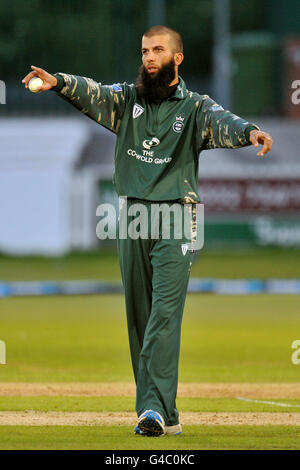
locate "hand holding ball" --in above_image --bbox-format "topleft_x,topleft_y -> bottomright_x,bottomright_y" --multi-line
28,77 -> 44,93
22,66 -> 57,92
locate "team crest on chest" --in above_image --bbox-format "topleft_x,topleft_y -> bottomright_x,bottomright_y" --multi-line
173,115 -> 185,133
133,104 -> 144,119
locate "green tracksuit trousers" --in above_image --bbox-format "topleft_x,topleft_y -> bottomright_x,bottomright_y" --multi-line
117,198 -> 195,426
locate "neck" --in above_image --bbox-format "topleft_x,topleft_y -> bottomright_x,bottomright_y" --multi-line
169,78 -> 179,87
169,71 -> 179,87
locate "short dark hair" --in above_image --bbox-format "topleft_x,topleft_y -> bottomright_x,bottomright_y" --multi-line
143,25 -> 183,53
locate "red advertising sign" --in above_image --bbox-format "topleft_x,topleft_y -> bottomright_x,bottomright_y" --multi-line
199,179 -> 300,212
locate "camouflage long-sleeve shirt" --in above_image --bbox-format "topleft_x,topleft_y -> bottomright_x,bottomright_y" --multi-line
52,73 -> 258,203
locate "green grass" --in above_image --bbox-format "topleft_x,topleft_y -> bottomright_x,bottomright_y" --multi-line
1,396 -> 300,413
1,294 -> 300,382
0,250 -> 120,282
0,425 -> 299,450
1,288 -> 300,450
0,247 -> 299,281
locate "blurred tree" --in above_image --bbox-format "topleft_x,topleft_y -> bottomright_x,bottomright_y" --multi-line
0,0 -> 269,113
0,0 -> 266,83
266,0 -> 300,34
166,0 -> 266,87
0,0 -> 114,82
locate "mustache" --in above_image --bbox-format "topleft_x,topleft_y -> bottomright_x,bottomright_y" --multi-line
135,59 -> 176,102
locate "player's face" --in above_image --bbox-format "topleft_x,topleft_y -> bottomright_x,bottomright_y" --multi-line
141,34 -> 175,76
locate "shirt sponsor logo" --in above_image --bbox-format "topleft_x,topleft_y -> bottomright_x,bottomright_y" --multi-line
172,115 -> 185,133
142,137 -> 160,150
127,149 -> 172,165
133,103 -> 144,119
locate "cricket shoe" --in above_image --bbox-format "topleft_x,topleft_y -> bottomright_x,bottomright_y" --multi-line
134,425 -> 147,436
165,424 -> 182,435
134,423 -> 182,436
137,410 -> 165,436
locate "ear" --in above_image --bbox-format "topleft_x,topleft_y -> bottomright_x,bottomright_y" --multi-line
174,52 -> 184,66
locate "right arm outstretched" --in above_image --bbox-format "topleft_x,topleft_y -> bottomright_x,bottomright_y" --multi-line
22,65 -> 129,134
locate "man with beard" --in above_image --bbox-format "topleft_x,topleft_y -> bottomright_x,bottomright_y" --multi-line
22,25 -> 273,437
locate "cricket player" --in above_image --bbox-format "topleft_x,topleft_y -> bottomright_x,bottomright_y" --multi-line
22,25 -> 273,437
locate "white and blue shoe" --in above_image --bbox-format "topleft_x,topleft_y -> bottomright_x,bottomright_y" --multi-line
134,425 -> 147,436
134,423 -> 182,436
137,410 -> 165,436
165,424 -> 182,435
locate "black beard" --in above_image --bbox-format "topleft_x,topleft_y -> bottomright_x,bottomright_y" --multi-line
135,59 -> 177,103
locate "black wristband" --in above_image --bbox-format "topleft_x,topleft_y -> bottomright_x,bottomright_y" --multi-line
245,125 -> 258,142
51,74 -> 65,92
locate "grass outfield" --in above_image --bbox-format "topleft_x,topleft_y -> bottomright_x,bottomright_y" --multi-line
1,396 -> 300,413
1,277 -> 300,449
1,294 -> 300,382
0,247 -> 300,281
1,394 -> 300,449
1,425 -> 300,450
0,278 -> 300,450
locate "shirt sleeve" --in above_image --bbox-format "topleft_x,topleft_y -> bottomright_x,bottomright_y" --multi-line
196,95 -> 259,150
51,72 -> 130,134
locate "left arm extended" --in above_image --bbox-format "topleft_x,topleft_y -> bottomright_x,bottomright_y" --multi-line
248,129 -> 273,156
196,96 -> 273,155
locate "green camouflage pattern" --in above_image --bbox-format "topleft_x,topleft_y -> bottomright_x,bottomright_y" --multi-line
55,73 -> 127,133
54,73 -> 259,203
